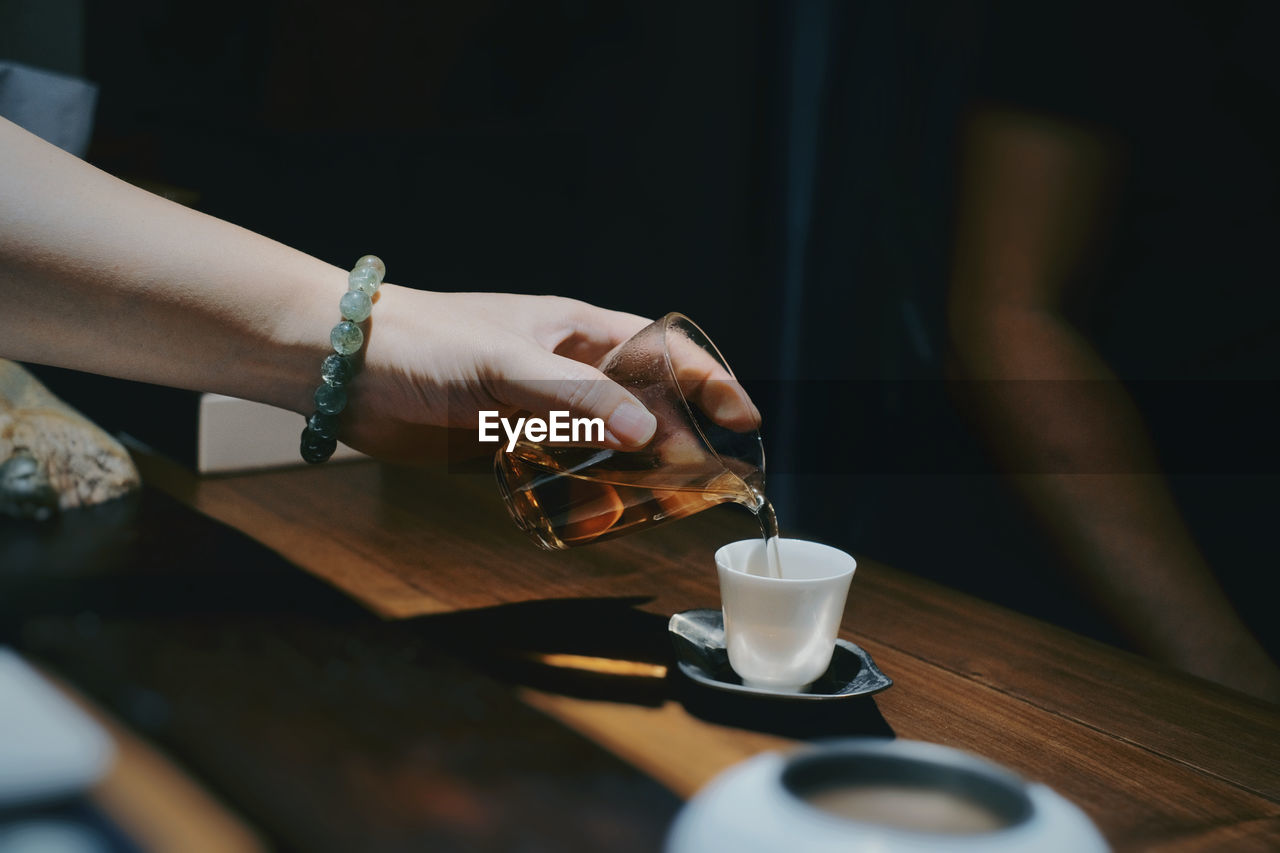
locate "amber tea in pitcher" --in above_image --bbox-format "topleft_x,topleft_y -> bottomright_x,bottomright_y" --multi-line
495,313 -> 779,557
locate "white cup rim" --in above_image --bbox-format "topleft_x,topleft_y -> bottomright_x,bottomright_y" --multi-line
715,538 -> 856,583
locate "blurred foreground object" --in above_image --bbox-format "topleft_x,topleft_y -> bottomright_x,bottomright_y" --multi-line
0,647 -> 114,808
0,361 -> 139,519
667,739 -> 1107,853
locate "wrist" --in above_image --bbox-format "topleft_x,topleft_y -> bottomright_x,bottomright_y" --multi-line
297,255 -> 387,463
264,262 -> 351,416
343,283 -> 435,421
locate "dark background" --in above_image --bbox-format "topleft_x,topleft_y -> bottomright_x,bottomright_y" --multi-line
5,1 -> 1278,654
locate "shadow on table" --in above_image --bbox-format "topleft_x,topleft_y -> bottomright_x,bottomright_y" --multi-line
3,485 -> 891,853
2,490 -> 682,853
414,597 -> 895,741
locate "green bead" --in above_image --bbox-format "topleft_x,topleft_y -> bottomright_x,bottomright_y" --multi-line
307,411 -> 339,440
354,254 -> 385,280
314,384 -> 347,415
330,321 -> 363,355
348,265 -> 380,296
320,353 -> 353,386
340,290 -> 372,323
300,427 -> 337,464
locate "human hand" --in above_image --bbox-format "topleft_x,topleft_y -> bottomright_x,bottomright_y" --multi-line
337,287 -> 659,462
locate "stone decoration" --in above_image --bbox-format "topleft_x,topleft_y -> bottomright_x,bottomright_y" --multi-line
0,360 -> 140,519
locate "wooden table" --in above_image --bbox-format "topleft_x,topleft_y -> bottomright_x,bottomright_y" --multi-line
6,451 -> 1279,851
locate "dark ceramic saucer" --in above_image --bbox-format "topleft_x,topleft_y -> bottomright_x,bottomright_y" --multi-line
668,609 -> 892,701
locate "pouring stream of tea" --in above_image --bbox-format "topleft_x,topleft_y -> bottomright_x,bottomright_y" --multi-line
745,475 -> 783,579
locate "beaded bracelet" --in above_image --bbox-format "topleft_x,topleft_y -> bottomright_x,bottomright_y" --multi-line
299,254 -> 384,464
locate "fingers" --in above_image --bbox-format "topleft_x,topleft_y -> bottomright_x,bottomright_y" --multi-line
552,303 -> 653,366
665,331 -> 762,432
686,377 -> 762,432
489,347 -> 658,449
557,305 -> 763,433
473,298 -> 758,451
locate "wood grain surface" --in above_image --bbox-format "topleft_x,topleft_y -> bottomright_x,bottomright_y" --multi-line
3,483 -> 682,853
80,450 -> 1280,851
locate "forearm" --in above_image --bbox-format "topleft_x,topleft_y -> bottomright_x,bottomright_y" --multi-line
0,117 -> 335,415
949,309 -> 1260,668
948,110 -> 1278,697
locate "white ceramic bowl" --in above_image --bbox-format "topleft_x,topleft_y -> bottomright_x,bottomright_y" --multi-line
666,739 -> 1109,853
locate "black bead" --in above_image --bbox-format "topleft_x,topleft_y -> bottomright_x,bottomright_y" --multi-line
300,426 -> 337,464
320,353 -> 354,387
307,411 -> 340,440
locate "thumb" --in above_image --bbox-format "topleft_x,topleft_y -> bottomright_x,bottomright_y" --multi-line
489,349 -> 658,449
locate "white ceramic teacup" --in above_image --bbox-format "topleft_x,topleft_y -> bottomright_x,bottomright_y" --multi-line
715,538 -> 856,691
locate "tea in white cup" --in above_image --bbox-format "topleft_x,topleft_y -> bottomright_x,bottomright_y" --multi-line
716,538 -> 856,691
